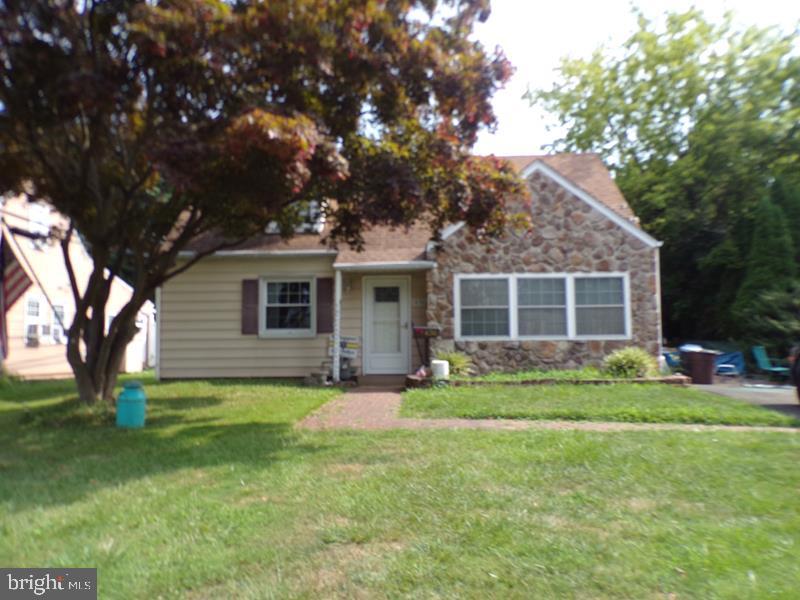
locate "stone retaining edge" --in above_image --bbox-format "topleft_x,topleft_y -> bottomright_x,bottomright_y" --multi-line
406,375 -> 691,388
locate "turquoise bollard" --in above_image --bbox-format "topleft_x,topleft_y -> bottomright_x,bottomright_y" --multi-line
116,381 -> 146,428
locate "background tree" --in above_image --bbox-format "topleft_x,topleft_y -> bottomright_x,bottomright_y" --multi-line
529,8 -> 800,344
0,0 -> 525,404
771,178 -> 800,265
732,196 -> 796,333
748,282 -> 800,354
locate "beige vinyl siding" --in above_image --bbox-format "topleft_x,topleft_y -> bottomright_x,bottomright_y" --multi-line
340,271 -> 428,375
339,272 -> 363,372
159,256 -> 335,378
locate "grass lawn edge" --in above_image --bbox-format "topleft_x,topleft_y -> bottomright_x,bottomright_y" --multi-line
401,383 -> 800,428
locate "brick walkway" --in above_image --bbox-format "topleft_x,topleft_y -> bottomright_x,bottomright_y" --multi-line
297,388 -> 800,433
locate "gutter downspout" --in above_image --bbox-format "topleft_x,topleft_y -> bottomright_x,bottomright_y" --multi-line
155,287 -> 162,381
332,270 -> 342,383
654,247 -> 663,358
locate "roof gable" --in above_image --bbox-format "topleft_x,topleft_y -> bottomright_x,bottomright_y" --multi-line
443,153 -> 659,249
522,160 -> 661,249
502,153 -> 635,221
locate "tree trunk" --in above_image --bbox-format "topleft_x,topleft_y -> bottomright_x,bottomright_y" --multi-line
67,322 -> 139,405
65,285 -> 145,405
66,340 -> 103,404
100,325 -> 137,401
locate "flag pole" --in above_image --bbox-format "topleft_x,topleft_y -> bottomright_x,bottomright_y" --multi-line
0,216 -> 5,372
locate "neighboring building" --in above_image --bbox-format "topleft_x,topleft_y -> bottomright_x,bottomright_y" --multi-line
157,153 -> 662,379
1,195 -> 156,378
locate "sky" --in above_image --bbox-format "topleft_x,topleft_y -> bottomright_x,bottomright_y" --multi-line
472,0 -> 799,156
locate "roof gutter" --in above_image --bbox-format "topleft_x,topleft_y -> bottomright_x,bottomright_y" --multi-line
177,249 -> 338,258
334,260 -> 436,272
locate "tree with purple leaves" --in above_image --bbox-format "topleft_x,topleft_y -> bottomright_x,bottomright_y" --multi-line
0,0 -> 525,403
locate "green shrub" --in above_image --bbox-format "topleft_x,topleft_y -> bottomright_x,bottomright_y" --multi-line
603,347 -> 658,379
434,351 -> 473,376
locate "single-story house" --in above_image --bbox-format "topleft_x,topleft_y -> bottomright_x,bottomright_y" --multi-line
157,153 -> 662,380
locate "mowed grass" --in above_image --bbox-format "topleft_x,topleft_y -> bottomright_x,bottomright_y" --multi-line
455,366 -> 614,382
402,383 -> 800,427
1,376 -> 799,598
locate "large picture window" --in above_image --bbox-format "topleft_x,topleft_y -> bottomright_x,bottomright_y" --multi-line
517,278 -> 567,336
260,278 -> 316,337
455,273 -> 629,340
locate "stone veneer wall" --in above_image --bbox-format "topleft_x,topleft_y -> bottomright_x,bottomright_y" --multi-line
427,170 -> 661,374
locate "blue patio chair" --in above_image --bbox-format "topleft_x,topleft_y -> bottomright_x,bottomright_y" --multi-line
751,346 -> 790,379
715,351 -> 745,377
662,351 -> 681,370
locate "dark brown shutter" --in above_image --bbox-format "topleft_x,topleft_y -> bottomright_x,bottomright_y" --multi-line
241,279 -> 259,335
317,277 -> 334,334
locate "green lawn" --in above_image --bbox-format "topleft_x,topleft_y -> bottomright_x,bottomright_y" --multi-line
455,366 -> 615,382
402,383 -> 800,427
1,376 -> 799,598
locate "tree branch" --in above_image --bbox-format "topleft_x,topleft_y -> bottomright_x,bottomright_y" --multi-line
60,223 -> 82,308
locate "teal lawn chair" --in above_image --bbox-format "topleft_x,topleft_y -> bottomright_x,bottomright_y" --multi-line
751,346 -> 790,379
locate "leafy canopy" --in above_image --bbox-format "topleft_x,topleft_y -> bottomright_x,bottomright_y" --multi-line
1,0 -> 523,256
733,195 -> 796,319
529,8 -> 800,343
0,0 -> 524,402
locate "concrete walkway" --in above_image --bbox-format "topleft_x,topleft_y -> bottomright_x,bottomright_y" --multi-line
297,387 -> 800,433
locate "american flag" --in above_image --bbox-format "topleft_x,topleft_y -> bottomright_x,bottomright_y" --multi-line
1,230 -> 33,359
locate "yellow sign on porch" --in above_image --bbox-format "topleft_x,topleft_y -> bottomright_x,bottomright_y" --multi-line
328,335 -> 360,359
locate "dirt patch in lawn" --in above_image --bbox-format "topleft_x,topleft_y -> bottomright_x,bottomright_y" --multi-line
325,463 -> 368,477
306,540 -> 407,596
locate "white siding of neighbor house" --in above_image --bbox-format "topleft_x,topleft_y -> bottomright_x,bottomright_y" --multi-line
2,194 -> 154,378
159,256 -> 335,378
159,257 -> 429,379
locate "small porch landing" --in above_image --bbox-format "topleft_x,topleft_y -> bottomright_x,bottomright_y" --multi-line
356,374 -> 407,388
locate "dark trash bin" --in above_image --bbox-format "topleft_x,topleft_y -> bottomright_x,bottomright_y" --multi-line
684,350 -> 718,385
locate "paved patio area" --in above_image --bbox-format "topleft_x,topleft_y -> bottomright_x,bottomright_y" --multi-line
699,382 -> 800,419
297,386 -> 800,433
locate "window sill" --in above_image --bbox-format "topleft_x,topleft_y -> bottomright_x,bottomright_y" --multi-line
258,330 -> 317,340
455,335 -> 631,342
573,335 -> 631,341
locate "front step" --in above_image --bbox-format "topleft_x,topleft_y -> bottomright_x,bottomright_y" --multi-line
304,370 -> 329,386
358,374 -> 407,388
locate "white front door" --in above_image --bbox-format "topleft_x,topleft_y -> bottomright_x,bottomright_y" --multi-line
363,276 -> 410,375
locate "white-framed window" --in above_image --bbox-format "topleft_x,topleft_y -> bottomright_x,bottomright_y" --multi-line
264,200 -> 326,234
259,277 -> 316,338
26,297 -> 40,318
459,278 -> 510,337
25,324 -> 39,347
517,277 -> 568,337
52,304 -> 66,344
23,294 -> 70,345
574,277 -> 626,336
24,294 -> 46,346
454,273 -> 631,341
